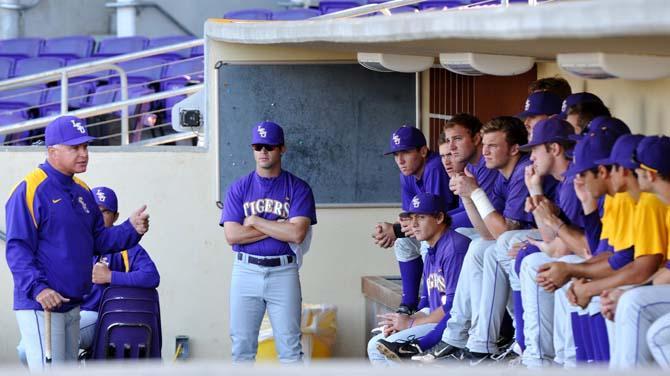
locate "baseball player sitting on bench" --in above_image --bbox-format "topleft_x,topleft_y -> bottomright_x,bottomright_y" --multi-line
79,186 -> 160,352
413,116 -> 556,363
367,193 -> 470,364
372,126 -> 456,316
531,127 -> 665,366
559,92 -> 610,135
523,121 -> 630,367
600,136 -> 670,369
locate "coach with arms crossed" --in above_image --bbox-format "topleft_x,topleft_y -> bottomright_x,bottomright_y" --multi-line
222,121 -> 317,363
5,116 -> 150,371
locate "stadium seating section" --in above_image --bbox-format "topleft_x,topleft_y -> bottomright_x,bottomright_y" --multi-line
0,35 -> 203,145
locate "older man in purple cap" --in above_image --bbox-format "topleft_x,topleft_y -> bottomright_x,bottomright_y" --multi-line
5,115 -> 150,370
221,121 -> 317,363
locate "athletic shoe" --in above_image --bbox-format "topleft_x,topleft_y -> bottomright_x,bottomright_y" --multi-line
395,304 -> 415,316
462,348 -> 492,366
376,336 -> 422,362
491,341 -> 520,363
411,341 -> 463,363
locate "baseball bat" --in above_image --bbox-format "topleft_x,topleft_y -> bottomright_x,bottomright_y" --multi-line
45,310 -> 52,365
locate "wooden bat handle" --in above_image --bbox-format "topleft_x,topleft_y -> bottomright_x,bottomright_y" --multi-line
45,310 -> 52,363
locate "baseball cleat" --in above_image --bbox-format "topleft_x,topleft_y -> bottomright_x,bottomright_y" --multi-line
411,341 -> 463,363
462,348 -> 493,366
376,337 -> 422,362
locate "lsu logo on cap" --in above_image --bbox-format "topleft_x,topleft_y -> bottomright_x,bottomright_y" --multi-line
71,119 -> 86,134
392,133 -> 401,145
524,99 -> 531,111
96,189 -> 106,202
257,125 -> 267,138
412,196 -> 421,208
561,100 -> 567,113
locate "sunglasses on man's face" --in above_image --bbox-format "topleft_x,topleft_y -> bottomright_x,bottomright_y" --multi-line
252,144 -> 277,152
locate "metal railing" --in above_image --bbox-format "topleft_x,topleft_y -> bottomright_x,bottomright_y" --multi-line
0,38 -> 203,146
314,0 -> 549,19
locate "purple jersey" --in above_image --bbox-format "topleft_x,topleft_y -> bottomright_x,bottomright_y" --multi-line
81,244 -> 160,311
401,152 -> 456,212
423,229 -> 471,313
556,165 -> 586,229
491,154 -> 547,228
467,154 -> 498,198
221,170 -> 317,257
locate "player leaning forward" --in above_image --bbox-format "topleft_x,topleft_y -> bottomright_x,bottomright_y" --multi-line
5,116 -> 150,371
222,121 -> 317,363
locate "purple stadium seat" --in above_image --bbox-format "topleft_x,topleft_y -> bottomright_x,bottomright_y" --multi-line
224,8 -> 273,20
91,287 -> 161,359
416,0 -> 469,10
82,84 -> 155,144
86,84 -> 119,108
190,45 -> 203,57
66,57 -> 110,84
0,113 -> 30,146
92,311 -> 159,359
271,8 -> 322,20
107,57 -> 169,86
0,85 -> 46,115
319,0 -> 366,14
13,57 -> 65,77
40,84 -> 92,117
0,57 -> 15,80
0,38 -> 44,59
95,36 -> 149,57
160,57 -> 203,90
39,35 -> 95,60
148,35 -> 195,60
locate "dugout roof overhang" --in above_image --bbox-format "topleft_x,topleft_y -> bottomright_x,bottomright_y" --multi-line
204,0 -> 670,60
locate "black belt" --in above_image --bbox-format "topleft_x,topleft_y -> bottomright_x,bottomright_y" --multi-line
237,252 -> 293,267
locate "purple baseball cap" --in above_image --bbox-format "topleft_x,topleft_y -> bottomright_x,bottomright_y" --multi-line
517,91 -> 563,120
251,121 -> 284,146
92,186 -> 118,213
44,115 -> 95,146
402,192 -> 446,216
593,134 -> 644,170
635,135 -> 670,175
559,92 -> 604,119
519,117 -> 575,151
384,125 -> 427,155
569,116 -> 631,141
563,127 -> 623,177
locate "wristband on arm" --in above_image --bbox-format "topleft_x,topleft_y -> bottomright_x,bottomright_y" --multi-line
393,223 -> 406,239
471,188 -> 496,219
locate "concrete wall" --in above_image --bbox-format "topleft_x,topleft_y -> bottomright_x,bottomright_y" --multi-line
7,0 -> 283,39
130,0 -> 284,37
20,0 -> 110,38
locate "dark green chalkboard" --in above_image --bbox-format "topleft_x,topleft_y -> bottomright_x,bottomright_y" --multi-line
217,63 -> 416,204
